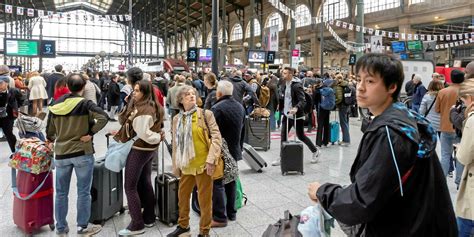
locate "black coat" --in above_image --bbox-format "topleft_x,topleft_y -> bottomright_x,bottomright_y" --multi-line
46,72 -> 65,98
107,81 -> 121,106
211,95 -> 245,161
316,102 -> 457,237
0,88 -> 22,119
278,77 -> 305,118
226,76 -> 259,106
204,88 -> 217,109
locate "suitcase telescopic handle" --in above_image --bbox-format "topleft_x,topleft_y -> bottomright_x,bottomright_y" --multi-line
286,113 -> 297,142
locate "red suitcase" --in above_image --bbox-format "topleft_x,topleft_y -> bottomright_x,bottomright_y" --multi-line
12,170 -> 55,234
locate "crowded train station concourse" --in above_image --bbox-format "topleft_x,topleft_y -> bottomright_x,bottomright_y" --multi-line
0,0 -> 473,236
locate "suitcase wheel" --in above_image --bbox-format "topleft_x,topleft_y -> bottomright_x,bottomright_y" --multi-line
119,207 -> 126,214
257,169 -> 263,173
49,224 -> 55,231
301,172 -> 305,176
282,172 -> 287,176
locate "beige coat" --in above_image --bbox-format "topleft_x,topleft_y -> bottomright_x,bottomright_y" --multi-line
171,108 -> 222,177
455,111 -> 474,219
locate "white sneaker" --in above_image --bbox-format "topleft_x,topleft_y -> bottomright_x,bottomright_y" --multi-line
118,228 -> 145,236
272,159 -> 281,166
311,149 -> 321,164
77,224 -> 102,236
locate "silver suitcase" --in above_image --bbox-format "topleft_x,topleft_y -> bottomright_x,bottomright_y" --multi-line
242,143 -> 267,173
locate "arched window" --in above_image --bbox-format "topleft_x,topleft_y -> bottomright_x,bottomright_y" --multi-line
265,12 -> 284,31
189,36 -> 196,47
320,0 -> 349,20
230,24 -> 243,41
360,0 -> 400,13
245,19 -> 261,38
197,35 -> 203,47
295,5 -> 311,28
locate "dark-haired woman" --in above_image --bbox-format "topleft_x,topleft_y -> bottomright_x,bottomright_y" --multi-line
203,72 -> 217,109
53,77 -> 70,101
117,80 -> 165,236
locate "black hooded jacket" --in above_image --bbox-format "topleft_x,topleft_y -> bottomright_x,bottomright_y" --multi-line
226,76 -> 259,106
316,102 -> 457,237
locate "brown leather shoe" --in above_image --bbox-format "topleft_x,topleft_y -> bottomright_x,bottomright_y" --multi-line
211,220 -> 228,228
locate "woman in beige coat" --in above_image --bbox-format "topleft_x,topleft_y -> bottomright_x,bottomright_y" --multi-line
168,85 -> 222,237
28,71 -> 48,116
455,77 -> 474,236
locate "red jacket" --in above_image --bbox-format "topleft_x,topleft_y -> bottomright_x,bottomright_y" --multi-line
54,86 -> 70,101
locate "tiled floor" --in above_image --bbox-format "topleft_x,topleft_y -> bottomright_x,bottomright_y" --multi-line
0,116 -> 458,236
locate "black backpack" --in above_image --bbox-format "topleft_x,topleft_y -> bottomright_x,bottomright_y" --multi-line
343,85 -> 356,106
101,79 -> 111,91
303,91 -> 313,114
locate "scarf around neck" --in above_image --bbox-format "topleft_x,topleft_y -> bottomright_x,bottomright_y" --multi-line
175,106 -> 198,169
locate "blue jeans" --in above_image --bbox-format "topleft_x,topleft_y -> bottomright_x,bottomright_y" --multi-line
457,217 -> 474,237
54,154 -> 95,232
440,132 -> 464,185
338,105 -> 350,143
269,109 -> 276,131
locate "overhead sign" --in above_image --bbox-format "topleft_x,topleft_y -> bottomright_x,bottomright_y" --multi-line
291,44 -> 300,69
187,47 -> 198,62
40,40 -> 56,57
198,48 -> 212,62
266,51 -> 276,64
291,49 -> 300,57
348,54 -> 356,65
4,38 -> 39,57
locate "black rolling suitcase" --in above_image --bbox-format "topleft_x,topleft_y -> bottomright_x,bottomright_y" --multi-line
242,143 -> 267,172
245,117 -> 271,151
155,140 -> 179,226
89,133 -> 125,225
280,115 -> 304,175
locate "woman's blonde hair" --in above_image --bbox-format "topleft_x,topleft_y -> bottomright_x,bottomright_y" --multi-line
29,71 -> 40,77
204,72 -> 217,87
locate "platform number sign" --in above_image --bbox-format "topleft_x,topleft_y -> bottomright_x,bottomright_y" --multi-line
187,48 -> 198,62
266,51 -> 276,64
349,54 -> 357,65
40,40 -> 56,58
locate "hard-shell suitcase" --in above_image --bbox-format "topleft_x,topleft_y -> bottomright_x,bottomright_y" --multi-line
155,140 -> 179,226
89,133 -> 125,225
330,121 -> 340,144
90,158 -> 125,224
242,143 -> 267,172
280,115 -> 304,175
245,117 -> 271,151
12,170 -> 55,234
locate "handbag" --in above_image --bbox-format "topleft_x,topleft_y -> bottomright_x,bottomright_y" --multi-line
9,137 -> 53,175
221,140 -> 239,184
250,107 -> 271,118
104,136 -> 137,173
201,109 -> 224,180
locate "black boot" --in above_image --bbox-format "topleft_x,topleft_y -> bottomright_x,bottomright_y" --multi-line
166,226 -> 190,237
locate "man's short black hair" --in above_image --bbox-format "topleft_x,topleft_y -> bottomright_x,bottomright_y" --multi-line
127,67 -> 143,85
451,69 -> 465,84
66,73 -> 86,93
283,67 -> 296,74
355,53 -> 404,101
55,65 -> 63,72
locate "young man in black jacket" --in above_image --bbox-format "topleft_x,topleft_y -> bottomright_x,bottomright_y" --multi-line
308,53 -> 457,236
0,75 -> 22,153
272,67 -> 320,166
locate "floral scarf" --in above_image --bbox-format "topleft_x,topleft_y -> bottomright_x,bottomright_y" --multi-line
175,106 -> 197,169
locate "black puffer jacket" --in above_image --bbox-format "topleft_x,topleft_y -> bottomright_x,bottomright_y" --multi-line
225,76 -> 258,106
211,95 -> 245,161
317,102 -> 457,237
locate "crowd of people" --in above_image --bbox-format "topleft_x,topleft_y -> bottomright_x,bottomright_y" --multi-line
1,53 -> 473,236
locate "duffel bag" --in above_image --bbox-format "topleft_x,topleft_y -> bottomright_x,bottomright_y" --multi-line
9,137 -> 53,174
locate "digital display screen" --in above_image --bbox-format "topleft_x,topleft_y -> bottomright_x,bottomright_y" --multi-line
198,48 -> 212,62
407,41 -> 423,52
266,51 -> 276,64
187,48 -> 198,62
391,41 -> 406,53
40,40 -> 56,57
248,50 -> 266,63
5,39 -> 39,57
348,54 -> 357,65
399,53 -> 408,60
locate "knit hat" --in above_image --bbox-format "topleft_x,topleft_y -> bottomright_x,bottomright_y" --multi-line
0,65 -> 10,76
0,75 -> 9,84
451,69 -> 465,84
459,78 -> 474,97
